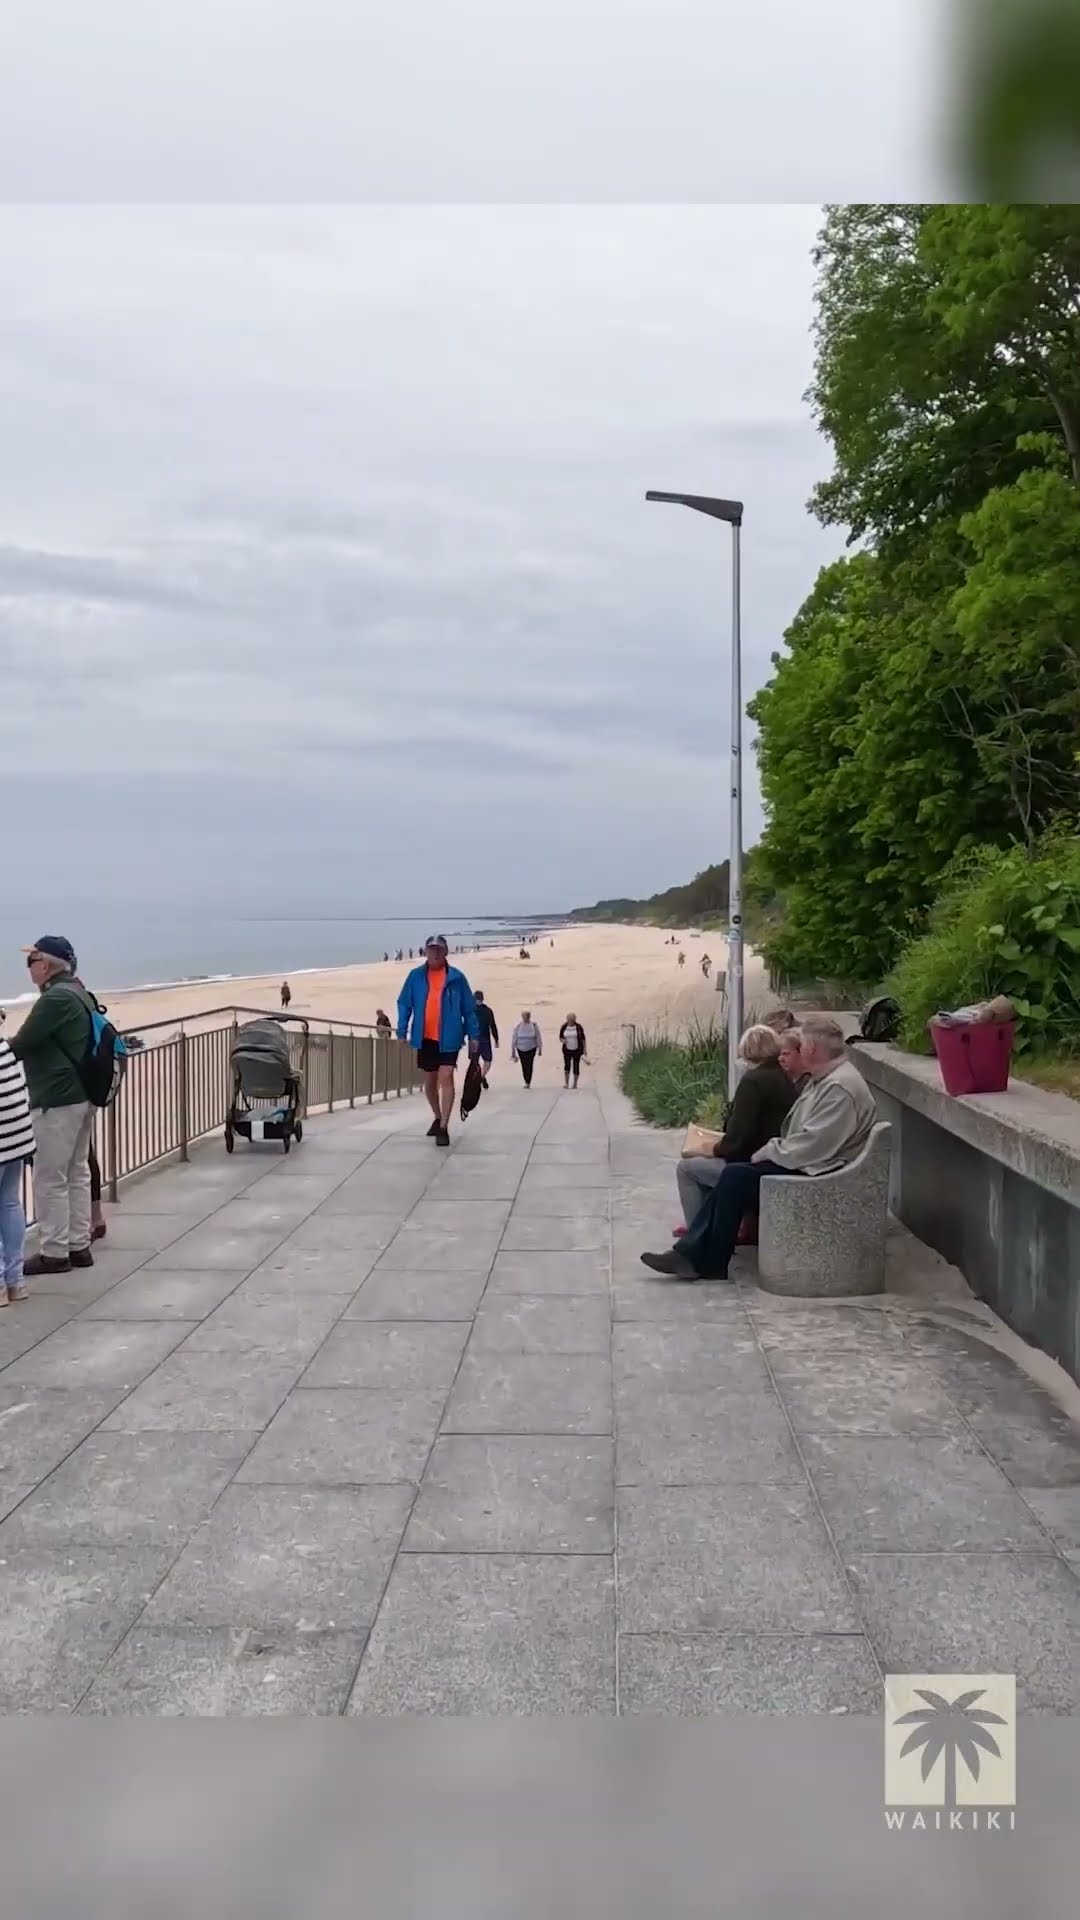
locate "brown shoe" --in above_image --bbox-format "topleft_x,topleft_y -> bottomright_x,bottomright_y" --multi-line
69,1248 -> 95,1269
23,1254 -> 72,1277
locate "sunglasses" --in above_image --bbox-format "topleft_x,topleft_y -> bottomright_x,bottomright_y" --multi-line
26,953 -> 45,968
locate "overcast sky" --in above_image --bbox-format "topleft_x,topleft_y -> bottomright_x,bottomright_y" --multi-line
1,204 -> 849,916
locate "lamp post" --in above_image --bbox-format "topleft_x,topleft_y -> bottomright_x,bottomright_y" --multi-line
645,490 -> 744,1100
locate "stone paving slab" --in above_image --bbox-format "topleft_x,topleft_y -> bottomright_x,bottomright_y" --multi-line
139,1484 -> 414,1632
79,1623 -> 365,1715
618,1631 -> 882,1716
403,1434 -> 614,1553
0,1089 -> 1078,1715
346,1553 -> 616,1714
0,1430 -> 254,1550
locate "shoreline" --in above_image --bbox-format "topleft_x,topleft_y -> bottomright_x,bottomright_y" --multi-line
0,928 -> 574,1012
2,926 -> 770,1073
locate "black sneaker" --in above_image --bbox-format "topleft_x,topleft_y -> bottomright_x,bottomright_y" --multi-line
23,1254 -> 72,1277
640,1248 -> 701,1281
436,1128 -> 451,1147
69,1248 -> 95,1269
427,1119 -> 441,1137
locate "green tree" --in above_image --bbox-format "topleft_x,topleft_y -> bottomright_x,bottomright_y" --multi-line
919,205 -> 1080,488
752,204 -> 1080,986
809,205 -> 1056,544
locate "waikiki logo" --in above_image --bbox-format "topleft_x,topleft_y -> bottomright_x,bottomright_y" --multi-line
884,1675 -> 1016,1831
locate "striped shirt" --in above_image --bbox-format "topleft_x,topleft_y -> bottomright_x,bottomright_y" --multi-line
0,1038 -> 34,1166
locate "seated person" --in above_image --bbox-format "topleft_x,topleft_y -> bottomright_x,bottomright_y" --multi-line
776,1025 -> 810,1092
642,1015 -> 876,1282
676,1024 -> 796,1231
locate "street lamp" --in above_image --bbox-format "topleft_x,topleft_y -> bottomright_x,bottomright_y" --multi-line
645,490 -> 744,1100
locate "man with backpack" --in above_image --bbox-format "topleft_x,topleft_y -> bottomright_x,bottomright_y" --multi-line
11,935 -> 113,1275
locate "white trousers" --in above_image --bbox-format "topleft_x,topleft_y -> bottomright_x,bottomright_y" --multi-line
31,1103 -> 94,1259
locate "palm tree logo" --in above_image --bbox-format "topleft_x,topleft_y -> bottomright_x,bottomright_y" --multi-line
892,1686 -> 1008,1807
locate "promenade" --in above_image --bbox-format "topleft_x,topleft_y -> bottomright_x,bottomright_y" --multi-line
0,1081 -> 1078,1714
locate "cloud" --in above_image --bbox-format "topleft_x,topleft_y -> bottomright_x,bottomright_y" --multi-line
0,204 -> 843,918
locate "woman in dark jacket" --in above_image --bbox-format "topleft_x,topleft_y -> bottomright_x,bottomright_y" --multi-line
676,1023 -> 797,1230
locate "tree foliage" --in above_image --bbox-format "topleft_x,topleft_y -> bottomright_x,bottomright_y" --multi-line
753,204 -> 1080,988
571,863 -> 730,926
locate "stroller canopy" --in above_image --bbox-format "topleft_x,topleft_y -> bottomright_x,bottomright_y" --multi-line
231,1018 -> 299,1095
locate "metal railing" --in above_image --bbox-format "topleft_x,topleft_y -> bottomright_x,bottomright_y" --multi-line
22,1006 -> 420,1222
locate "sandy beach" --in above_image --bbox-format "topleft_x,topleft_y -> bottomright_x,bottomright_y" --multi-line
5,926 -> 771,1073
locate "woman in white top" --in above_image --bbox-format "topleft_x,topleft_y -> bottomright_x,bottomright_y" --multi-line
510,1013 -> 542,1087
558,1015 -> 588,1088
0,1021 -> 35,1302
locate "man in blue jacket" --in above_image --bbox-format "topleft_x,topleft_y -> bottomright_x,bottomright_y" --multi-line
397,934 -> 480,1146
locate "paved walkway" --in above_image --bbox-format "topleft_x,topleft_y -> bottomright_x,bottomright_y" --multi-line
0,1079 -> 1078,1714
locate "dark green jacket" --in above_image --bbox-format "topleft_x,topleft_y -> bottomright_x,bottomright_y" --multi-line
9,976 -> 94,1110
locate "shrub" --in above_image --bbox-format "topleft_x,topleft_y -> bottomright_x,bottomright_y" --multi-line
619,1017 -> 728,1129
884,831 -> 1080,1056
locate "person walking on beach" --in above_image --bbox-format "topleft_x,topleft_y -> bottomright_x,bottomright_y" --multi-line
0,1014 -> 34,1302
559,1015 -> 587,1088
280,980 -> 292,1010
511,1012 -> 542,1086
677,949 -> 686,968
396,935 -> 479,1146
10,936 -> 100,1276
472,991 -> 499,1086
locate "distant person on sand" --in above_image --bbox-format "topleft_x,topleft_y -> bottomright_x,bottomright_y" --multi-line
511,1012 -> 542,1086
471,991 -> 500,1086
280,980 -> 291,1010
559,1014 -> 587,1088
375,1009 -> 392,1033
701,954 -> 711,980
0,1013 -> 34,1302
677,950 -> 686,968
396,935 -> 479,1147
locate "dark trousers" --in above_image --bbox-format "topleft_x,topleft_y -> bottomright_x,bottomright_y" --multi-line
680,1159 -> 801,1277
562,1048 -> 582,1080
518,1048 -> 537,1086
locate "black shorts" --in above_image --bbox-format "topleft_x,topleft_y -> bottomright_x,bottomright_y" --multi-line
417,1041 -> 460,1073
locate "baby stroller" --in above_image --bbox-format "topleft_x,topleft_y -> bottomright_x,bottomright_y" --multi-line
225,1017 -> 305,1154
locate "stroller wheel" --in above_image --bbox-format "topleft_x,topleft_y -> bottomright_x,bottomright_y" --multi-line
224,1125 -> 235,1154
294,1122 -> 303,1144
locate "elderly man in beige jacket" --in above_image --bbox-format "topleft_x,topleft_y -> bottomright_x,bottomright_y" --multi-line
642,1014 -> 876,1281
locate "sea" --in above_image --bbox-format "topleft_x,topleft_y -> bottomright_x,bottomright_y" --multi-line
0,915 -> 560,1006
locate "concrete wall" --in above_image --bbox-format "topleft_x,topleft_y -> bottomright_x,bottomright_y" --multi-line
852,1043 -> 1080,1387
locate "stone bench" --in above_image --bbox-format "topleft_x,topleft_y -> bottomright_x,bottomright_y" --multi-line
757,1120 -> 892,1296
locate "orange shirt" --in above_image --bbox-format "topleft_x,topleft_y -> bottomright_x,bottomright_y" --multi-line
423,966 -> 447,1043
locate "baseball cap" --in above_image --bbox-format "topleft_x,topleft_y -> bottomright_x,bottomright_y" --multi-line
24,935 -> 77,969
424,934 -> 449,952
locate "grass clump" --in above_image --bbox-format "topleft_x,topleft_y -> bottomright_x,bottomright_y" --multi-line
619,1016 -> 728,1129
